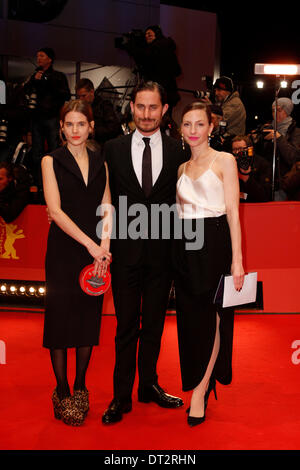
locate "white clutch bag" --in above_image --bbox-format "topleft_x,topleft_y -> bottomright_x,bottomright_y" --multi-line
213,272 -> 258,308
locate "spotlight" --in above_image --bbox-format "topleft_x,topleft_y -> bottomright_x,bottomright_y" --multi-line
10,286 -> 16,293
256,81 -> 264,89
280,80 -> 288,88
0,285 -> 6,292
19,286 -> 26,293
29,287 -> 35,294
38,287 -> 45,295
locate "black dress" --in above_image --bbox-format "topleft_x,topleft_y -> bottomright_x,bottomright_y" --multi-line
43,146 -> 106,349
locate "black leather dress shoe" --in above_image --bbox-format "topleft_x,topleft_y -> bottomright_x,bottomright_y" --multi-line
138,384 -> 183,408
102,398 -> 132,424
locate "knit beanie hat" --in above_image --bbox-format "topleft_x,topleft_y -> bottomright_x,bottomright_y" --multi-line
273,97 -> 294,116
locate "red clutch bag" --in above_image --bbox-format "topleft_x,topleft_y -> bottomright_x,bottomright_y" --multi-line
79,264 -> 111,296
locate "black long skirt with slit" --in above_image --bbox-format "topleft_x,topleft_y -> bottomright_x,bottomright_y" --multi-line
172,215 -> 234,391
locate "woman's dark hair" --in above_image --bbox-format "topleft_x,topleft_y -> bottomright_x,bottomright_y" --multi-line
60,99 -> 94,143
131,80 -> 167,106
60,99 -> 94,123
181,101 -> 212,124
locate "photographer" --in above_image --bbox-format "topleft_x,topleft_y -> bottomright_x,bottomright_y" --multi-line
232,135 -> 272,202
209,104 -> 232,152
213,76 -> 246,138
23,47 -> 70,189
75,78 -> 122,147
256,98 -> 300,179
116,25 -> 181,115
281,161 -> 300,201
0,161 -> 31,223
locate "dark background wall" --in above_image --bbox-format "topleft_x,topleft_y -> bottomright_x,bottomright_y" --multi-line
0,0 -> 219,121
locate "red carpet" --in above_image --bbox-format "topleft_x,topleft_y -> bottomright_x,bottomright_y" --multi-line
0,311 -> 300,451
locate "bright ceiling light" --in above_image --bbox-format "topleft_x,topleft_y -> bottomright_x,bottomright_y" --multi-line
280,80 -> 288,88
256,81 -> 264,88
254,63 -> 300,75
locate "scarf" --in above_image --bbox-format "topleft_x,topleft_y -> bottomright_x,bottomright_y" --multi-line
273,116 -> 292,136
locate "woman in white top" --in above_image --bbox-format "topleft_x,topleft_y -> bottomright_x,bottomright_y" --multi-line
173,102 -> 244,426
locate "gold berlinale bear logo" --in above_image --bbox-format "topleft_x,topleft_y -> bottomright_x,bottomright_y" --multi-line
0,217 -> 25,259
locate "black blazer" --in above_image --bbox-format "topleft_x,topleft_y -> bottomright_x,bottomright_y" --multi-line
104,132 -> 188,266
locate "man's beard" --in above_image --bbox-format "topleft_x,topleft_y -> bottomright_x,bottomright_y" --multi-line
135,118 -> 160,134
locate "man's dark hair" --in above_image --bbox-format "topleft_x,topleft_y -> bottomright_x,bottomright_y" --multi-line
131,80 -> 167,105
75,78 -> 94,92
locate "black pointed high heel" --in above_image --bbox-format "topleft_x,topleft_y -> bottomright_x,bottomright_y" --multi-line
204,377 -> 217,409
186,378 -> 217,426
187,413 -> 205,426
187,396 -> 206,426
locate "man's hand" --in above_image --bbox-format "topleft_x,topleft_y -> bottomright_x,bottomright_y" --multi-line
263,129 -> 281,141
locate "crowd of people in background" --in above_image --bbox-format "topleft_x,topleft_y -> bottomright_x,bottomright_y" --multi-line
1,24 -> 300,225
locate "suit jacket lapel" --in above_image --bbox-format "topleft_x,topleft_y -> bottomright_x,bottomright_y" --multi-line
122,133 -> 145,197
150,133 -> 171,196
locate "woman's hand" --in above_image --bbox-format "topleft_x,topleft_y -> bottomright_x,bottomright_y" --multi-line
87,242 -> 111,266
231,261 -> 245,291
87,241 -> 111,277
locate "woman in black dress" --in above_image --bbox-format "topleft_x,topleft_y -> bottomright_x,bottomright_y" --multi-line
41,100 -> 112,425
174,102 -> 244,426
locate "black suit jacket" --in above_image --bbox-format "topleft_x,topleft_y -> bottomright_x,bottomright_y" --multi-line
104,132 -> 188,267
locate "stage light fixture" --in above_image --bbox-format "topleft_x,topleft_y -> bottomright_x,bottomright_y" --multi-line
256,81 -> 264,88
280,80 -> 288,88
254,63 -> 300,75
0,280 -> 46,306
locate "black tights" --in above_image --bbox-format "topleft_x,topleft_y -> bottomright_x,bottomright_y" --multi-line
50,346 -> 93,400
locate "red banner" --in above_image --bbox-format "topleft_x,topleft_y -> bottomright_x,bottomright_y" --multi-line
1,202 -> 300,313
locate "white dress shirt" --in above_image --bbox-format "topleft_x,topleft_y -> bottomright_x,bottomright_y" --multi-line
131,129 -> 163,187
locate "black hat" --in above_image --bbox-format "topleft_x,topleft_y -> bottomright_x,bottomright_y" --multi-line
214,76 -> 233,93
38,47 -> 55,61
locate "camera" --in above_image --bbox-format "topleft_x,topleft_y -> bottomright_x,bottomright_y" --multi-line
219,120 -> 227,137
193,90 -> 211,100
26,91 -> 38,109
115,29 -> 146,50
235,146 -> 254,173
250,123 -> 273,144
0,119 -> 8,143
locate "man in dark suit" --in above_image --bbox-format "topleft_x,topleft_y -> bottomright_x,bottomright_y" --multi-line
102,81 -> 187,424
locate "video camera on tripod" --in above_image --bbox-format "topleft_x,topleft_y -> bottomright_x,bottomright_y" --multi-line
115,29 -> 146,51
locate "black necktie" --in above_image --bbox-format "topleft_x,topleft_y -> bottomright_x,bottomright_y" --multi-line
142,137 -> 152,197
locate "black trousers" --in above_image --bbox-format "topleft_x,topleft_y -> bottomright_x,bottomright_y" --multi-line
110,257 -> 172,401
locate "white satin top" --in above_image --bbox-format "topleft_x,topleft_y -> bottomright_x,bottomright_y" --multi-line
176,153 -> 226,219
